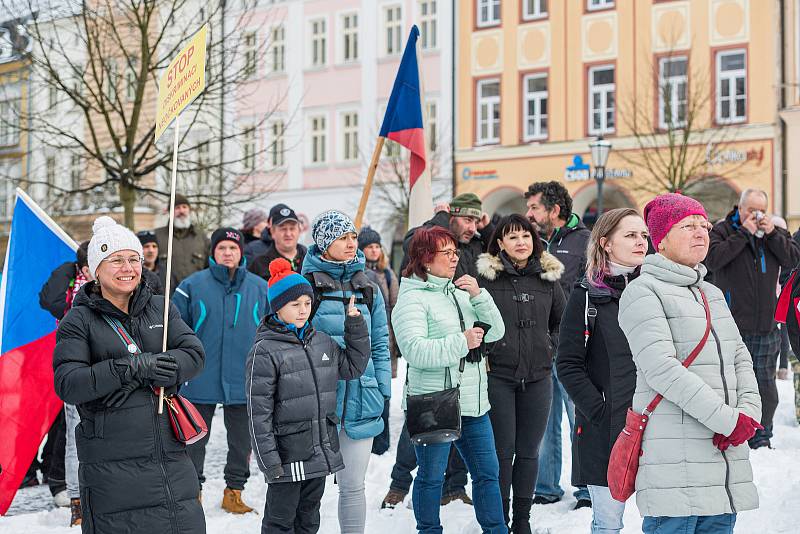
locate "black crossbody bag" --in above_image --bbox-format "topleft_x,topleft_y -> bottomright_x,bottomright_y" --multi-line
406,292 -> 467,445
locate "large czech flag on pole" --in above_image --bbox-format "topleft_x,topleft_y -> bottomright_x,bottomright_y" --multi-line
0,189 -> 77,514
379,25 -> 433,228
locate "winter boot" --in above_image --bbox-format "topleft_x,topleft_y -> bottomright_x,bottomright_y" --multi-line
502,498 -> 511,528
511,497 -> 533,534
69,498 -> 82,527
381,488 -> 407,509
221,487 -> 254,514
441,491 -> 473,506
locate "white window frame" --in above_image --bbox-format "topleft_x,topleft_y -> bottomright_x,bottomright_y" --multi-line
476,0 -> 501,28
587,0 -> 614,11
309,18 -> 327,67
49,73 -> 59,108
340,111 -> 359,162
0,99 -> 20,147
476,78 -> 501,145
419,0 -> 438,50
426,100 -> 438,153
269,119 -> 286,168
716,49 -> 747,124
341,13 -> 359,63
383,5 -> 403,57
70,153 -> 82,190
270,25 -> 285,73
523,72 -> 548,141
658,55 -> 688,129
588,64 -> 615,135
243,31 -> 257,78
197,140 -> 211,186
308,114 -> 328,165
45,155 -> 56,200
242,127 -> 256,173
522,0 -> 547,21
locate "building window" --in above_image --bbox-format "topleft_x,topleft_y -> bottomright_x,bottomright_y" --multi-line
588,65 -> 615,135
587,0 -> 614,10
477,0 -> 501,28
523,73 -> 548,140
243,32 -> 257,78
419,1 -> 437,49
342,14 -> 358,62
0,99 -> 19,146
476,78 -> 500,144
384,6 -> 402,56
126,58 -> 137,102
270,120 -> 285,167
310,115 -> 327,163
716,49 -> 746,124
49,74 -> 58,107
242,127 -> 256,172
522,0 -> 547,20
658,55 -> 688,129
426,100 -> 438,152
340,112 -> 359,161
45,156 -> 56,199
70,154 -> 81,190
311,19 -> 327,67
271,26 -> 285,72
197,141 -> 211,186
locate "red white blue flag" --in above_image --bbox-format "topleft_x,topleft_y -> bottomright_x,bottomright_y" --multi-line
379,25 -> 433,228
0,189 -> 77,514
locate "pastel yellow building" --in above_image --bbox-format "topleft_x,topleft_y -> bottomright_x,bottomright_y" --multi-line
455,0 -> 787,225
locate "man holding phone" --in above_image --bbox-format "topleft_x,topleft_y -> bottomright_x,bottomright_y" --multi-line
706,188 -> 800,448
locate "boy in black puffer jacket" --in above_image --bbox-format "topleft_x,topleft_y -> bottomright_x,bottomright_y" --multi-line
246,258 -> 370,534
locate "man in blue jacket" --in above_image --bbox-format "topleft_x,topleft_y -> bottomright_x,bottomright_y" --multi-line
174,227 -> 268,514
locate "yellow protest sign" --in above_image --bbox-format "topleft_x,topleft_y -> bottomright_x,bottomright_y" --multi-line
155,25 -> 208,141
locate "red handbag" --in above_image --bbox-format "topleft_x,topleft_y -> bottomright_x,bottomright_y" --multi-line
164,394 -> 208,445
607,288 -> 711,502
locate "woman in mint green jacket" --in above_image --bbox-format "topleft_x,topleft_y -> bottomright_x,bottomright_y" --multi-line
392,226 -> 506,534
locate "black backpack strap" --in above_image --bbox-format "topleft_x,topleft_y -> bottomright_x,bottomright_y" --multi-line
584,290 -> 597,348
304,271 -> 375,323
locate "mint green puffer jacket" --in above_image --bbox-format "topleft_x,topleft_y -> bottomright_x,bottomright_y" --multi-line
392,274 -> 505,417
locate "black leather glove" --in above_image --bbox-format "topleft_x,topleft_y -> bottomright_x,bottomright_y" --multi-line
103,379 -> 142,408
118,352 -> 179,387
265,464 -> 284,480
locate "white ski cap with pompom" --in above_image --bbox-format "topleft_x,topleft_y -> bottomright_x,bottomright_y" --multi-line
88,216 -> 144,276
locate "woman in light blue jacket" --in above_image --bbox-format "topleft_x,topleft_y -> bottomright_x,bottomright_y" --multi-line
301,210 -> 390,534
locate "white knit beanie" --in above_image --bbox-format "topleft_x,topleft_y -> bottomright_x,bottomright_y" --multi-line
88,216 -> 144,276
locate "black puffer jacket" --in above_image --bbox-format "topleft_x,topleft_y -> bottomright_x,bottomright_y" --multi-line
543,213 -> 591,298
244,226 -> 274,267
476,251 -> 565,383
53,282 -> 205,534
246,314 -> 370,483
249,243 -> 307,282
556,272 -> 638,487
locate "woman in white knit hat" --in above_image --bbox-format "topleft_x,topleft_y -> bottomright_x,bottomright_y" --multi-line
53,216 -> 207,534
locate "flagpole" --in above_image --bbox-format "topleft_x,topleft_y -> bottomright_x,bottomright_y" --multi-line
354,136 -> 385,229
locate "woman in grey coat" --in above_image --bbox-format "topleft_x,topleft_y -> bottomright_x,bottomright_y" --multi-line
618,194 -> 761,534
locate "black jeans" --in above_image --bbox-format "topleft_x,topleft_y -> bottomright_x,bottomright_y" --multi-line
187,404 -> 251,490
263,477 -> 326,534
371,399 -> 391,455
389,419 -> 468,496
488,373 -> 552,501
42,410 -> 67,496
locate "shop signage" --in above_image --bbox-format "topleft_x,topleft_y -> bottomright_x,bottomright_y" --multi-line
705,142 -> 764,166
462,167 -> 499,180
564,155 -> 632,182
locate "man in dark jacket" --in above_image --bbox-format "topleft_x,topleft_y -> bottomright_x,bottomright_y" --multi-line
154,194 -> 210,290
244,203 -> 296,265
174,228 -> 268,513
524,180 -> 592,508
137,230 -> 168,291
249,204 -> 307,282
706,189 -> 800,448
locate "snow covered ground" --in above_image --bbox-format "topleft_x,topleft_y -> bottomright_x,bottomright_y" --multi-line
3,370 -> 800,533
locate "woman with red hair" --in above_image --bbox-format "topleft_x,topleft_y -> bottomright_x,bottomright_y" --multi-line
392,226 -> 507,533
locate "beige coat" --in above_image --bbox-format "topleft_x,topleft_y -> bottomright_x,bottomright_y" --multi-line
618,254 -> 761,518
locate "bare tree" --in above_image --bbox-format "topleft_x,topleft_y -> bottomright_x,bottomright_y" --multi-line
2,0 -> 289,229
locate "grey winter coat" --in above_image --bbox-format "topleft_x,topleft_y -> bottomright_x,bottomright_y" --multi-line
618,254 -> 761,518
246,314 -> 370,483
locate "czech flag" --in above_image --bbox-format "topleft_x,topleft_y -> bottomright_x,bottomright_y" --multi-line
379,25 -> 433,228
0,189 -> 77,514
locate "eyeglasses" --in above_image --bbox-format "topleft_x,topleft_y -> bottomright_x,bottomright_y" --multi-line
437,249 -> 461,259
104,255 -> 144,269
676,222 -> 712,234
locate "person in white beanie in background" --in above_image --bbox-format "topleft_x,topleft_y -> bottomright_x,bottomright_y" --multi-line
53,216 -> 207,534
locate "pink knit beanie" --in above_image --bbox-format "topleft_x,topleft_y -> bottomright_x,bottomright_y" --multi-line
643,193 -> 708,251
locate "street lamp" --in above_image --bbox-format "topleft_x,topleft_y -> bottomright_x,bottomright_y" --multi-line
589,136 -> 612,219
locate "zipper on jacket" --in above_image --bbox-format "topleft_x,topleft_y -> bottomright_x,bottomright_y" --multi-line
338,270 -> 351,432
710,323 -> 737,514
149,394 -> 179,534
303,339 -> 332,473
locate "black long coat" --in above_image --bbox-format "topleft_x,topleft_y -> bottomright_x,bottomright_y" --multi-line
556,273 -> 638,487
53,282 -> 205,534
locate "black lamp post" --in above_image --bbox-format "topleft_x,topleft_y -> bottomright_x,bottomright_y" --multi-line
589,136 -> 612,218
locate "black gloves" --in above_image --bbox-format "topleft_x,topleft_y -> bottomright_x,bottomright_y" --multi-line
265,465 -> 284,481
103,379 -> 142,408
114,352 -> 179,387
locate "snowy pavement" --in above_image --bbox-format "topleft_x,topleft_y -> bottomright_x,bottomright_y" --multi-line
2,371 -> 799,533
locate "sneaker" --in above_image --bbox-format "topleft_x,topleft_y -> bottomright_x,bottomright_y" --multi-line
441,492 -> 473,506
381,489 -> 407,509
532,495 -> 560,505
70,499 -> 82,527
53,490 -> 70,508
221,487 -> 255,514
573,498 -> 592,510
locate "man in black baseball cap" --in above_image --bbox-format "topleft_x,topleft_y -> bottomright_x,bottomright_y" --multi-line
249,204 -> 307,282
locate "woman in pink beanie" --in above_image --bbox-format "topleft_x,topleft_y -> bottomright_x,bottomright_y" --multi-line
616,193 -> 762,533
